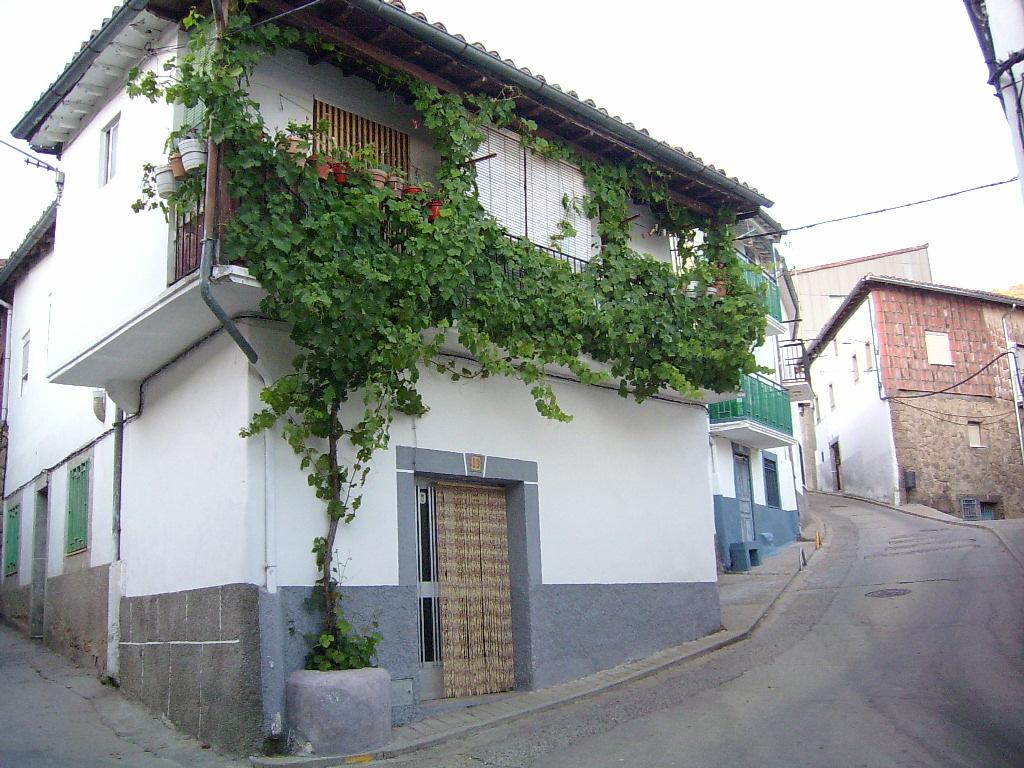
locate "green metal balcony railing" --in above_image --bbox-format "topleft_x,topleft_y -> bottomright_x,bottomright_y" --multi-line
709,374 -> 793,435
743,267 -> 783,322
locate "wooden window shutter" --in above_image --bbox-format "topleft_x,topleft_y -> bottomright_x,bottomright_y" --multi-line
313,99 -> 410,174
4,505 -> 20,576
66,461 -> 90,554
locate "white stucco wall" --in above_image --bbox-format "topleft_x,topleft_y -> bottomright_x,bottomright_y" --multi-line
244,320 -> 719,589
810,298 -> 898,502
120,333 -> 261,597
46,39 -> 177,372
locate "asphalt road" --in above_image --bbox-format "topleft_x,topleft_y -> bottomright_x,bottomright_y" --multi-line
404,494 -> 1024,768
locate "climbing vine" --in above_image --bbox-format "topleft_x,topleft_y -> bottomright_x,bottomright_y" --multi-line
128,4 -> 768,671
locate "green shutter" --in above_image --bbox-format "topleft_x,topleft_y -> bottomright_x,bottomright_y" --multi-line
66,461 -> 90,554
182,99 -> 206,133
3,505 -> 20,576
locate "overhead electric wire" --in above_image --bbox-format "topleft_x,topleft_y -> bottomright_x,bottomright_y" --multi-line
735,177 -> 1019,241
883,351 -> 1016,401
888,398 -> 1017,424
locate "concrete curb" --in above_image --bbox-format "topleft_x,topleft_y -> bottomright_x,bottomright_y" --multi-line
251,536 -> 830,768
810,490 -> 1024,574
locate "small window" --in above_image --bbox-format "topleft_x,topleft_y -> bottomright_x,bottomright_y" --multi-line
864,341 -> 874,371
101,115 -> 119,186
831,339 -> 839,357
924,331 -> 953,366
828,383 -> 836,410
960,499 -> 980,521
967,421 -> 983,447
814,395 -> 821,422
3,505 -> 20,576
763,457 -> 781,508
66,460 -> 90,555
20,331 -> 29,392
852,354 -> 860,382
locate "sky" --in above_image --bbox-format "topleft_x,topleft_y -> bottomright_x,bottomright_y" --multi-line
1,0 -> 1022,291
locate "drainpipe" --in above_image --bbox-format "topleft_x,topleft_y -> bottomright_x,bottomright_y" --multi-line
1001,304 -> 1024,470
0,299 -> 13,426
197,1 -> 277,594
112,407 -> 124,560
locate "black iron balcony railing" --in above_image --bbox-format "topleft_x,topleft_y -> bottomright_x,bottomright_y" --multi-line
501,233 -> 590,275
173,198 -> 204,284
779,340 -> 809,386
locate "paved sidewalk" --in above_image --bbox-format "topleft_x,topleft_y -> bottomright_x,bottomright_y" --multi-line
253,520 -> 826,767
0,623 -> 243,768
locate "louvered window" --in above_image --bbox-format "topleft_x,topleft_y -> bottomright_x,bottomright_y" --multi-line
525,151 -> 593,261
3,505 -> 19,576
475,128 -> 526,238
313,100 -> 410,174
474,127 -> 594,260
66,460 -> 90,554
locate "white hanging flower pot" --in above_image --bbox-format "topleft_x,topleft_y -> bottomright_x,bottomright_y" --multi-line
177,137 -> 207,173
154,164 -> 177,198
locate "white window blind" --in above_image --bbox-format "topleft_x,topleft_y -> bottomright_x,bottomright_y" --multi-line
474,128 -> 526,238
525,150 -> 593,261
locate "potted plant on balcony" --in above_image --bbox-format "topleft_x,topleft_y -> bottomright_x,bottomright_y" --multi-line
426,198 -> 444,221
283,135 -> 307,167
154,164 -> 177,198
177,134 -> 207,173
168,151 -> 187,180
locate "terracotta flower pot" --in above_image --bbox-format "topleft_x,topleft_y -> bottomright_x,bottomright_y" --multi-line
426,199 -> 443,221
712,279 -> 729,298
370,168 -> 388,189
386,174 -> 403,193
310,155 -> 332,181
168,153 -> 187,180
331,162 -> 350,184
403,185 -> 422,196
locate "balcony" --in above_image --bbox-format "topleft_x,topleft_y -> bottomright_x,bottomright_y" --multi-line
779,340 -> 813,401
709,373 -> 795,448
743,267 -> 785,335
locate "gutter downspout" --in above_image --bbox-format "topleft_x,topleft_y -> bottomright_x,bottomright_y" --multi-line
106,405 -> 126,682
0,299 -> 13,426
198,1 -> 282,736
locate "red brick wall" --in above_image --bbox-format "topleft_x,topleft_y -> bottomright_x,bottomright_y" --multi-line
873,286 -> 1003,396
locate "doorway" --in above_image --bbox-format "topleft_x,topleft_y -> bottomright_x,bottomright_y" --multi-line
830,441 -> 843,492
30,486 -> 49,638
416,481 -> 515,700
733,447 -> 755,542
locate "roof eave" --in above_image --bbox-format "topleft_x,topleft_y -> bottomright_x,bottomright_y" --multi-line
0,200 -> 59,293
11,0 -> 152,153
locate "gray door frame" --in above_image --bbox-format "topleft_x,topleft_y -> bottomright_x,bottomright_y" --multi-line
733,446 -> 755,542
30,485 -> 49,638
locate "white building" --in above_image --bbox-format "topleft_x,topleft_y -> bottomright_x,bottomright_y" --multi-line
708,217 -> 807,571
0,0 -> 790,755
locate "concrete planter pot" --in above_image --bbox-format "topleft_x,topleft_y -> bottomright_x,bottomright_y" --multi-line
286,668 -> 391,757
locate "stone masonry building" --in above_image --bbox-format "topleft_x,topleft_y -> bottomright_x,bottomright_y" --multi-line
807,276 -> 1024,519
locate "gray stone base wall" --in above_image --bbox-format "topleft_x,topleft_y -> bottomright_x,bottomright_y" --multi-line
890,393 -> 1024,518
714,495 -> 800,569
119,583 -> 263,755
265,586 -> 420,731
0,581 -> 30,633
44,563 -> 110,673
520,582 -> 721,689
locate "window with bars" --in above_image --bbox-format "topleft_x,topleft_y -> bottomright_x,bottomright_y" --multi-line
960,498 -> 980,521
313,99 -> 410,174
763,457 -> 781,509
66,460 -> 90,555
3,505 -> 19,576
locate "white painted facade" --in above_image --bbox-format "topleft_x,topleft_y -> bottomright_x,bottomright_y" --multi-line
4,42 -> 722,603
809,296 -> 899,503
